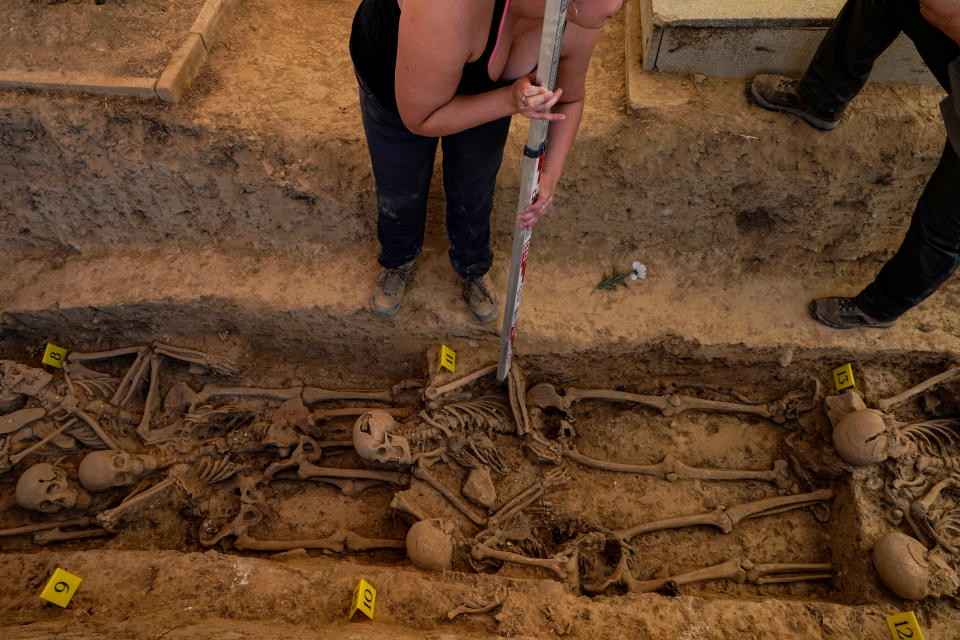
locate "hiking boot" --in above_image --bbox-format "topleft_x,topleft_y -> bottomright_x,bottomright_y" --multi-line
371,260 -> 415,317
810,297 -> 896,329
462,275 -> 500,324
750,74 -> 843,131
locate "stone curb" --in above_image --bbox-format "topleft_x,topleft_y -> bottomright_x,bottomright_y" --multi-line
156,33 -> 209,104
0,71 -> 158,99
191,0 -> 243,51
0,0 -> 243,103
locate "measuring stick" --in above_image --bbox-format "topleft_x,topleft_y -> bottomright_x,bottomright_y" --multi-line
496,0 -> 568,381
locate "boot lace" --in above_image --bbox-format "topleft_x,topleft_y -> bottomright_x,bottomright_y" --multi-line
464,277 -> 493,304
378,266 -> 410,296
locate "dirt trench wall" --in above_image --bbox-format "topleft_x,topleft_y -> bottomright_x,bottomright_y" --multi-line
0,74 -> 948,280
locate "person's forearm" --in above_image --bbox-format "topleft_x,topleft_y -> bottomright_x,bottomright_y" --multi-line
539,99 -> 585,191
403,86 -> 517,137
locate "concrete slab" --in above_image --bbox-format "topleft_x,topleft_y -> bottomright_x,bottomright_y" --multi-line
632,0 -> 937,84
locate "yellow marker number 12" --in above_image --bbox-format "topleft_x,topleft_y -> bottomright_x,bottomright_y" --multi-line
887,611 -> 924,640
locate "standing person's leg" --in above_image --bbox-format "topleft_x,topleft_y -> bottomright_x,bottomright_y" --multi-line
809,3 -> 960,327
845,142 -> 960,321
358,78 -> 439,317
439,115 -> 512,324
751,0 -> 903,129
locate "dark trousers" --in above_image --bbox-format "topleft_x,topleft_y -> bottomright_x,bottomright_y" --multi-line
798,0 -> 960,320
357,76 -> 511,279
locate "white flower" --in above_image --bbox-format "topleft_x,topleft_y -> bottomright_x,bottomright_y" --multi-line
635,264 -> 647,280
630,273 -> 638,280
631,260 -> 642,272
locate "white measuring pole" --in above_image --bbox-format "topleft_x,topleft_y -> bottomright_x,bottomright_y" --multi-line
496,0 -> 568,382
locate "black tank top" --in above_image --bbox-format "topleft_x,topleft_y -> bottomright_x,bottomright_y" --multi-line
350,0 -> 511,117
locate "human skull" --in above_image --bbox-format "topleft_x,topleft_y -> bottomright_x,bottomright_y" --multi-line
78,450 -> 159,492
832,409 -> 892,465
873,531 -> 960,600
405,519 -> 455,571
16,462 -> 91,513
353,410 -> 412,469
0,361 -> 53,412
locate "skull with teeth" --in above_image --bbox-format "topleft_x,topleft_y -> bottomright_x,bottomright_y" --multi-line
0,361 -> 53,412
16,462 -> 91,513
78,450 -> 160,492
353,410 -> 412,469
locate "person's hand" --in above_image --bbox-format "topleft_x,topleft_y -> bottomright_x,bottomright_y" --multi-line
920,0 -> 960,44
512,73 -> 565,121
517,181 -> 555,228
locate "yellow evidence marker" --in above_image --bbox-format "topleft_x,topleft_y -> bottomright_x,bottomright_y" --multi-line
437,345 -> 456,374
886,611 -> 924,640
350,579 -> 376,620
40,568 -> 82,608
41,343 -> 68,369
833,363 -> 855,392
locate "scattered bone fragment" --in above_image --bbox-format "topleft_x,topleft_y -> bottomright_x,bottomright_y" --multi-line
406,519 -> 455,571
824,390 -> 867,428
0,408 -> 46,435
873,530 -> 960,599
16,462 -> 92,513
486,467 -> 566,530
878,366 -> 960,413
424,363 -> 498,401
447,590 -> 505,620
462,467 -> 497,509
563,444 -> 791,487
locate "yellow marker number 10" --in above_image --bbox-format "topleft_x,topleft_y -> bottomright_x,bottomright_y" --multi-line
887,611 -> 924,640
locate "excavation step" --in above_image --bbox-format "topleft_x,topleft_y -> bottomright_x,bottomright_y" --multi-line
2,245 -> 959,370
629,0 -> 936,84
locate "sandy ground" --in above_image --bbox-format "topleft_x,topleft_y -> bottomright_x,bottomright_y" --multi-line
1,0 -> 960,638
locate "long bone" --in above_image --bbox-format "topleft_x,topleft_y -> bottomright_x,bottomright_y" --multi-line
183,384 -> 394,413
616,489 -> 833,540
414,463 -> 487,526
65,345 -> 151,407
204,504 -> 404,552
424,363 -> 498,401
136,355 -> 162,440
62,403 -> 123,451
563,444 -> 792,488
486,467 -> 566,530
34,527 -> 110,544
96,476 -> 177,530
9,419 -> 78,465
878,366 -> 960,413
470,540 -> 576,579
584,546 -> 833,594
0,517 -> 94,538
153,342 -> 240,377
528,382 -> 816,423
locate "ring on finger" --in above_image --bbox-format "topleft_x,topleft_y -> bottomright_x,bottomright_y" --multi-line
521,96 -> 527,107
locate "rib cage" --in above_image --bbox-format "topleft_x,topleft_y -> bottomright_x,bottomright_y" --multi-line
431,396 -> 513,433
901,419 -> 960,456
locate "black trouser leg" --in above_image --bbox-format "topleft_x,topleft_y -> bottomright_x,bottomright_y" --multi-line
799,0 -> 958,112
358,77 -> 438,269
440,116 -> 512,279
855,141 -> 960,320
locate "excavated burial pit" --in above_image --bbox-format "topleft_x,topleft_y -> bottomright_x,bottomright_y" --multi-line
2,305 -> 959,638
